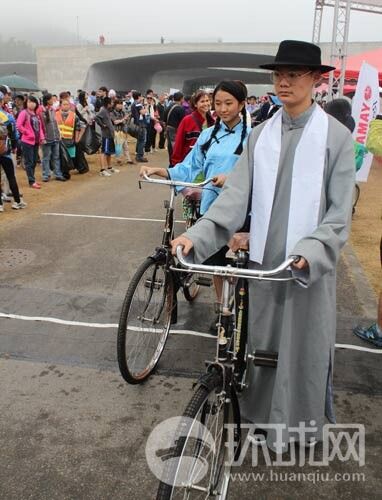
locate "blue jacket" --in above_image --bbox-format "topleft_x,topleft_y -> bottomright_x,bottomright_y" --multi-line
169,120 -> 251,214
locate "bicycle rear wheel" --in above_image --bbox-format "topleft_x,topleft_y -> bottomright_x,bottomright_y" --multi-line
117,257 -> 174,384
156,372 -> 240,499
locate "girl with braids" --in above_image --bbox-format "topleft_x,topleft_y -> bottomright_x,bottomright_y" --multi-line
140,80 -> 250,215
140,81 -> 251,331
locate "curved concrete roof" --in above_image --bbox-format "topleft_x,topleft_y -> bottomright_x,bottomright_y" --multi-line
84,51 -> 275,92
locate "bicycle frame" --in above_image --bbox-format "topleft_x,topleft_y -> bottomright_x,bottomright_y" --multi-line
173,245 -> 298,386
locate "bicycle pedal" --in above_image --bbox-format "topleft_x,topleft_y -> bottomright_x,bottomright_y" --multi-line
195,277 -> 212,287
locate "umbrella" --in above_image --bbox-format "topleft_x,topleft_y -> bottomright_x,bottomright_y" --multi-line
0,74 -> 39,91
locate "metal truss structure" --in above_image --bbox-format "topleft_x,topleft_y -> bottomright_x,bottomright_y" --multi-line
313,0 -> 382,98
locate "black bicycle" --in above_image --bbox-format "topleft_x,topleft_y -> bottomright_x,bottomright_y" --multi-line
117,175 -> 214,384
156,246 -> 299,499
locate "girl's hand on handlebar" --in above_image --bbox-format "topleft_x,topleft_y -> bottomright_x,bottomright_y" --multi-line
139,166 -> 154,177
228,232 -> 250,252
171,235 -> 194,256
292,256 -> 309,270
212,174 -> 227,188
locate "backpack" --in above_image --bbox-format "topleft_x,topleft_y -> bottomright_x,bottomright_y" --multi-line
0,124 -> 9,156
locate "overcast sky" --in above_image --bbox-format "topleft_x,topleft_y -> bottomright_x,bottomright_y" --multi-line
4,0 -> 382,45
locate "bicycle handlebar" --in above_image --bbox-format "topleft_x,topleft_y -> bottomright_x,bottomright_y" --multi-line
140,173 -> 214,189
175,245 -> 298,280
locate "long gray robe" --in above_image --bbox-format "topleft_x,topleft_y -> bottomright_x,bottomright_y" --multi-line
185,104 -> 355,452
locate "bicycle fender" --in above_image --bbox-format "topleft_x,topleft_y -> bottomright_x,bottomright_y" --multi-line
193,370 -> 222,392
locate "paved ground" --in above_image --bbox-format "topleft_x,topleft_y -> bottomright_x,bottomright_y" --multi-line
0,151 -> 381,499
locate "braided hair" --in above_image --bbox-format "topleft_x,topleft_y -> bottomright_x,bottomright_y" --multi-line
201,80 -> 247,157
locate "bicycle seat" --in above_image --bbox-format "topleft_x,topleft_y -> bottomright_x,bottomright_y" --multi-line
181,187 -> 202,201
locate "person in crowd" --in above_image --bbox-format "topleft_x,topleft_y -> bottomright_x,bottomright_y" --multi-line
95,86 -> 108,112
76,91 -> 95,125
171,89 -> 215,165
0,85 -> 12,113
110,99 -> 135,165
130,91 -> 149,163
140,80 -> 251,321
12,94 -> 25,119
145,90 -> 158,154
56,97 -> 82,170
95,96 -> 119,176
0,91 -> 26,211
246,95 -> 258,115
88,91 -> 97,107
182,95 -> 192,116
353,237 -> 382,348
51,94 -> 60,110
16,95 -> 45,189
164,91 -> 185,165
156,93 -> 167,149
40,93 -> 65,182
12,94 -> 25,166
170,40 -> 356,453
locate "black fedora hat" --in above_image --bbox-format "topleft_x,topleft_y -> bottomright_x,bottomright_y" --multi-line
259,40 -> 335,74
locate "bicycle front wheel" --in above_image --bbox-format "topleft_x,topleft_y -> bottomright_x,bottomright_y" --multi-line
117,257 -> 174,384
156,372 -> 240,500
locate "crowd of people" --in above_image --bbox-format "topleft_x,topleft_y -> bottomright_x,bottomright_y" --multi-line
0,81 -> 287,215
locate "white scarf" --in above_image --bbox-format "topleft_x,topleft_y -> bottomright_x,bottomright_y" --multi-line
249,104 -> 328,264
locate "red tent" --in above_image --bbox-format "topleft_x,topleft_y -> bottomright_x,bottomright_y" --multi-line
333,48 -> 382,82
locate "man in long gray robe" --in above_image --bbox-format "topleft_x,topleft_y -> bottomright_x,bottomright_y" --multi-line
171,40 -> 355,452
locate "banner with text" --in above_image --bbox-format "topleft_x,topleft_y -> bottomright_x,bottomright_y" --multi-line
352,61 -> 380,182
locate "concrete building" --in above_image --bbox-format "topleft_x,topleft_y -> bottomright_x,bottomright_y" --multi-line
36,41 -> 382,94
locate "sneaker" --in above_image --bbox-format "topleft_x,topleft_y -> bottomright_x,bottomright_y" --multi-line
108,167 -> 120,174
99,170 -> 112,177
353,323 -> 382,348
1,193 -> 12,202
30,182 -> 41,189
12,201 -> 28,210
0,204 -> 4,212
136,157 -> 148,163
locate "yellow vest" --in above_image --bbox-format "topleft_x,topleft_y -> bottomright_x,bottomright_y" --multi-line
56,110 -> 75,140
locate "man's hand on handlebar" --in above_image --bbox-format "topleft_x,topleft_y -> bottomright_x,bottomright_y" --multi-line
228,232 -> 250,252
212,174 -> 227,188
171,235 -> 194,256
291,256 -> 309,270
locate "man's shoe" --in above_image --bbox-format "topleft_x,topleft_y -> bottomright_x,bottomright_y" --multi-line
136,157 -> 148,163
353,323 -> 382,348
108,167 -> 120,173
42,177 -> 50,182
1,193 -> 12,202
55,177 -> 66,182
12,201 -> 27,210
99,170 -> 112,177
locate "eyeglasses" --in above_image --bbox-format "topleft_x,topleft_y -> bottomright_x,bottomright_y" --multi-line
270,70 -> 312,84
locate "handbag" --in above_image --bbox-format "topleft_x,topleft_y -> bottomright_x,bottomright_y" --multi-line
154,121 -> 163,134
126,118 -> 141,139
